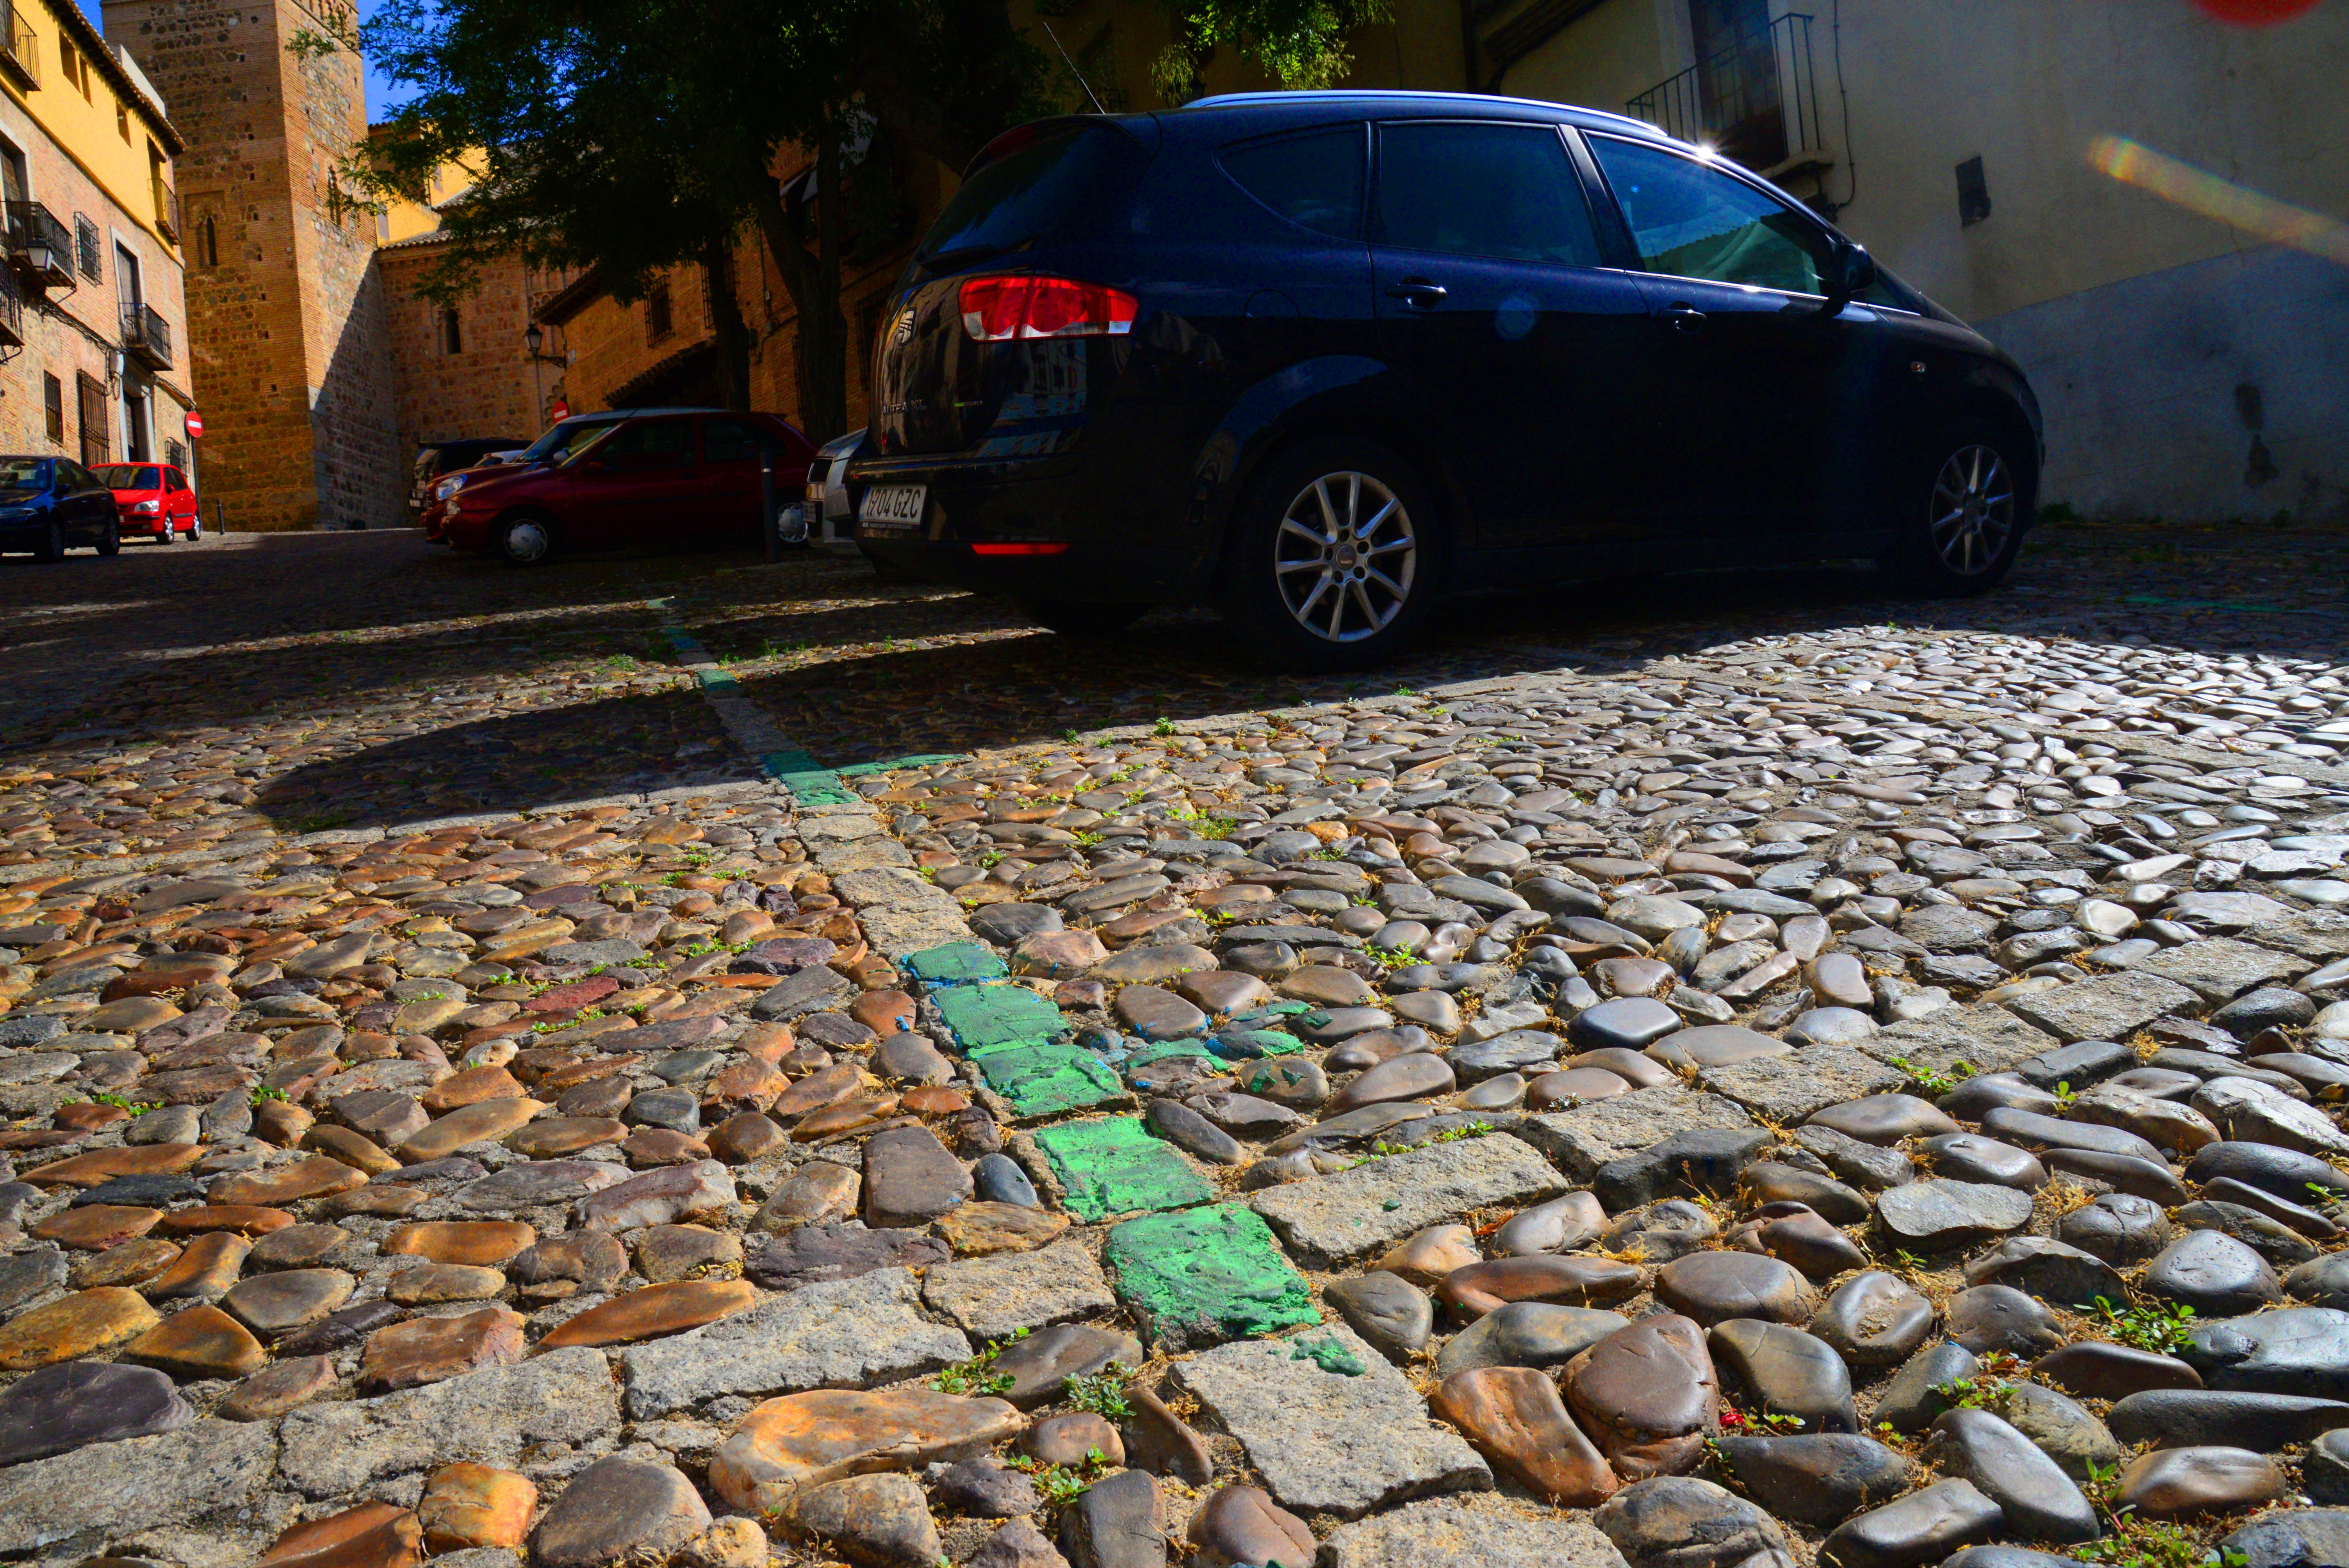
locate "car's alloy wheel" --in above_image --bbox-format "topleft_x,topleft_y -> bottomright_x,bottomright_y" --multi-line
1273,470 -> 1418,645
155,518 -> 175,544
497,513 -> 554,565
189,515 -> 202,541
1928,444 -> 2014,577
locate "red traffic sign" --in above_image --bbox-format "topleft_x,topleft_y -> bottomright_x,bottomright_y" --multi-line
184,411 -> 203,440
548,398 -> 571,421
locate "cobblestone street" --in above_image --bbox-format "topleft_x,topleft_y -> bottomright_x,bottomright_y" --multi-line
7,519 -> 2349,1568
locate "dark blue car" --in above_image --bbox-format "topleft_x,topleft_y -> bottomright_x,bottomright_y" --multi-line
851,90 -> 2043,669
0,456 -> 123,561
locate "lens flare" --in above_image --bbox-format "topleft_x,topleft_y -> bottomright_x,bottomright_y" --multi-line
2089,135 -> 2349,264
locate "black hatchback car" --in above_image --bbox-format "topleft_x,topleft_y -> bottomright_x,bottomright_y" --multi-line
0,456 -> 123,561
852,91 -> 2043,668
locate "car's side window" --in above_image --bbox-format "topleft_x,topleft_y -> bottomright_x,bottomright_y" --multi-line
1219,127 -> 1365,240
595,422 -> 692,469
1372,121 -> 1602,267
700,420 -> 770,463
1586,135 -> 1834,296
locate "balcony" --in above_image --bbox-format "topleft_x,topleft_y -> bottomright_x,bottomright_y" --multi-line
121,301 -> 171,369
0,4 -> 36,91
0,260 -> 22,349
1626,12 -> 1826,179
4,201 -> 73,290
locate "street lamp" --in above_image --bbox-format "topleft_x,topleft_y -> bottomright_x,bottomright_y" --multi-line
523,323 -> 546,434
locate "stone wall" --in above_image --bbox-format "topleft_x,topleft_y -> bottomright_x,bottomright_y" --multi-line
379,242 -> 543,470
103,0 -> 400,530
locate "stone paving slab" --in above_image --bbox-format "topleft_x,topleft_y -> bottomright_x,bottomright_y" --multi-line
968,1039 -> 1128,1121
1511,1087 -> 1757,1183
934,984 -> 1068,1055
279,1347 -> 620,1496
1320,1497 -> 1631,1568
622,1267 -> 972,1419
1698,1042 -> 1905,1123
1249,1131 -> 1567,1265
2125,937 -> 2309,1002
919,1238 -> 1116,1341
1172,1322 -> 1492,1519
2001,971 -> 2205,1043
1860,1004 -> 2058,1080
0,1417 -> 278,1555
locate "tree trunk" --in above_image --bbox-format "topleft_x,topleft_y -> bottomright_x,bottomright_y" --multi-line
750,134 -> 848,443
702,231 -> 752,412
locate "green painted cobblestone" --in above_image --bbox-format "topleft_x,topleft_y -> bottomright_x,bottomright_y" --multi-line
1034,1116 -> 1217,1222
1211,1028 -> 1306,1059
903,942 -> 1010,987
968,1039 -> 1125,1118
1104,1203 -> 1320,1351
934,983 -> 1066,1053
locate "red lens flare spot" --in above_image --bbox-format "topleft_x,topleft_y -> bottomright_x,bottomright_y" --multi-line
2192,0 -> 2321,23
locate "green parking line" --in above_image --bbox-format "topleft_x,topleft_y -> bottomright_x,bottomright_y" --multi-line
648,600 -> 968,807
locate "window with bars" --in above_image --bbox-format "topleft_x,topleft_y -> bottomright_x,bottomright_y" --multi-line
646,280 -> 672,344
166,437 -> 186,470
76,371 -> 108,466
75,214 -> 100,280
42,373 -> 61,443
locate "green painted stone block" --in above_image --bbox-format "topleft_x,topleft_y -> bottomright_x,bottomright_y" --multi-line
1210,1029 -> 1305,1060
968,1039 -> 1123,1118
1105,1203 -> 1319,1351
904,942 -> 1011,987
934,983 -> 1065,1053
1035,1116 -> 1216,1222
1126,1039 -> 1214,1067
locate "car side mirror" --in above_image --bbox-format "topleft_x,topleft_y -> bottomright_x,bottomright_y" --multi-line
1824,239 -> 1877,308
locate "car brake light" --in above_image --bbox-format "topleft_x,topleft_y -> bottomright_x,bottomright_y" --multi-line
959,275 -> 1137,342
971,543 -> 1070,555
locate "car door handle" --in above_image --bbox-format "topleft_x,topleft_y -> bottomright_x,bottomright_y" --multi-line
1663,303 -> 1707,333
1385,279 -> 1448,308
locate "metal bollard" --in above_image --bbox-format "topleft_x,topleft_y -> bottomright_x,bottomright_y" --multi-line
761,453 -> 777,563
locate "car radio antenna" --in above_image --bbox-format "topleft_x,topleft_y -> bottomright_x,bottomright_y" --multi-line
1040,20 -> 1108,116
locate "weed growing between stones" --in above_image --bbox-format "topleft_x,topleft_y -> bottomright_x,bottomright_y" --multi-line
934,1327 -> 1028,1395
2085,1296 -> 2198,1355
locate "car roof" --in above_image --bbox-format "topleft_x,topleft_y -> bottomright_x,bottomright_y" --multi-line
1174,89 -> 1672,143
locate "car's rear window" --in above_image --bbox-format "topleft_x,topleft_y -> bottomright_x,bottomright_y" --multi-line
920,124 -> 1149,263
1219,127 -> 1365,239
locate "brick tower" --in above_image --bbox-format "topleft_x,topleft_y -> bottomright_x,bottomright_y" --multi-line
101,0 -> 399,530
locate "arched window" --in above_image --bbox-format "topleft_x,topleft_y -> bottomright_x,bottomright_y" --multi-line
441,308 -> 462,355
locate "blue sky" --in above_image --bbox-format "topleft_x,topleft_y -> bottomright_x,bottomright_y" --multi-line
80,0 -> 413,115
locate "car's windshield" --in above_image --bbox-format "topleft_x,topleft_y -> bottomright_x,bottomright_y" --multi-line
0,458 -> 50,492
94,465 -> 159,489
557,422 -> 631,467
514,419 -> 614,464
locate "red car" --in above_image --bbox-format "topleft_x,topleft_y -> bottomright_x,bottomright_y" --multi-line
94,463 -> 200,543
438,411 -> 815,564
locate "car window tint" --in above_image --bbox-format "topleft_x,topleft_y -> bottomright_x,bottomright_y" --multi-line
166,469 -> 187,491
0,458 -> 46,489
701,420 -> 770,462
1221,128 -> 1364,239
591,421 -> 692,466
58,462 -> 93,490
918,124 -> 1148,263
1588,136 -> 1831,294
1374,121 -> 1600,267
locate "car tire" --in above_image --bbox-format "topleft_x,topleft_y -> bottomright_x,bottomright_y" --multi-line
95,519 -> 120,557
495,510 -> 557,566
1218,436 -> 1441,671
1886,417 -> 2034,597
155,519 -> 175,544
1023,600 -> 1145,638
32,521 -> 61,562
189,515 -> 202,542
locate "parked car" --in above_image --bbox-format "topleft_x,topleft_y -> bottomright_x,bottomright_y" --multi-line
422,410 -> 733,542
0,456 -> 121,560
437,410 -> 817,563
850,91 -> 2044,667
94,463 -> 200,543
410,437 -> 528,522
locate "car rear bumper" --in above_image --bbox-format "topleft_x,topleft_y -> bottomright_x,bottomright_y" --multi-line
847,449 -> 1208,601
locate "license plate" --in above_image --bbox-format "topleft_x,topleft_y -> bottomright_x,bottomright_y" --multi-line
859,484 -> 926,530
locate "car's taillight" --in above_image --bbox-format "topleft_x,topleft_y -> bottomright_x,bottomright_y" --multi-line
959,275 -> 1137,342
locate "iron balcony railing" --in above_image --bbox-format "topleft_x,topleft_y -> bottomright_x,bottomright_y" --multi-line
0,3 -> 36,91
1626,12 -> 1824,175
121,301 -> 171,369
4,200 -> 73,290
0,258 -> 22,348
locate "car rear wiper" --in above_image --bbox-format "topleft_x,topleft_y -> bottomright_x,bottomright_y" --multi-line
915,241 -> 1008,274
